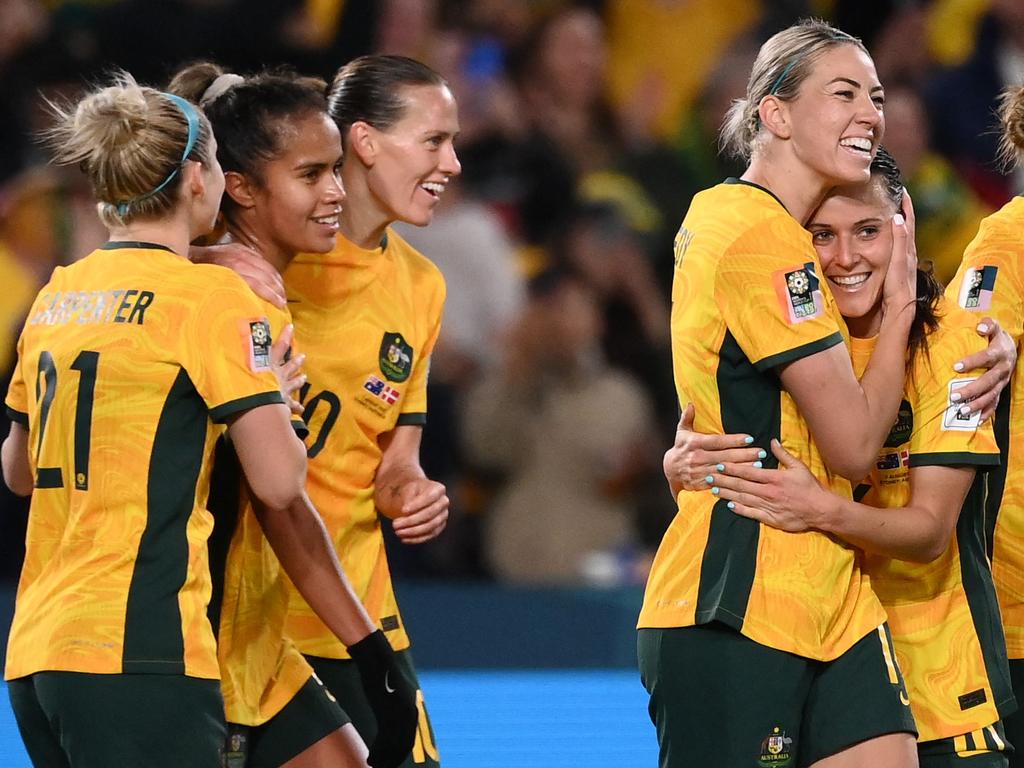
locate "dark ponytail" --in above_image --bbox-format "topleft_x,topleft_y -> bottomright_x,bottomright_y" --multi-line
327,55 -> 447,141
870,147 -> 942,368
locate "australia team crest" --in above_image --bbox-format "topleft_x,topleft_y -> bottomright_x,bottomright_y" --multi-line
758,726 -> 793,766
379,331 -> 414,382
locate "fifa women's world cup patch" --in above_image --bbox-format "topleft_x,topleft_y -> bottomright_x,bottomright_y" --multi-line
773,263 -> 825,324
244,318 -> 272,372
957,265 -> 998,311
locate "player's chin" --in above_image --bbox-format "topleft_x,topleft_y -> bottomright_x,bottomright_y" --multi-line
401,205 -> 436,228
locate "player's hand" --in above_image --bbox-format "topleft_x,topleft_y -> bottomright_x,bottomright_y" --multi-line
882,192 -> 917,319
389,479 -> 449,545
348,630 -> 418,768
190,242 -> 287,308
271,324 -> 306,415
709,440 -> 830,532
950,318 -> 1016,422
663,403 -> 764,498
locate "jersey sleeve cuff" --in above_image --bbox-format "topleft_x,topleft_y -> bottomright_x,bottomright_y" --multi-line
396,412 -> 427,427
291,417 -> 309,440
753,331 -> 845,372
908,452 -> 1001,470
209,391 -> 285,423
5,406 -> 28,426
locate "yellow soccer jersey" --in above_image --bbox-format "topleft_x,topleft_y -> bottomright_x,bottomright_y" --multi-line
3,242 -> 284,680
210,300 -> 314,726
639,180 -> 886,661
282,228 -> 445,659
946,198 -> 1024,659
849,304 -> 1011,743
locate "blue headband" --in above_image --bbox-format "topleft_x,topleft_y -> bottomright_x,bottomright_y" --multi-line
115,92 -> 201,217
768,58 -> 800,96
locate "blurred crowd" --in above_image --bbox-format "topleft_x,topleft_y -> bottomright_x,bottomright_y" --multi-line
0,0 -> 1021,587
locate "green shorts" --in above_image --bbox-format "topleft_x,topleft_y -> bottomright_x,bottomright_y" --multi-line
226,672 -> 351,768
305,650 -> 440,768
8,671 -> 225,768
918,721 -> 1010,768
1003,658 -> 1024,767
638,622 -> 917,768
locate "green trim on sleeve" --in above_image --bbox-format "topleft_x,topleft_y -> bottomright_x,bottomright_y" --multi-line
5,406 -> 28,427
396,412 -> 427,427
753,331 -> 845,372
908,452 -> 1000,470
209,391 -> 285,423
291,417 -> 309,440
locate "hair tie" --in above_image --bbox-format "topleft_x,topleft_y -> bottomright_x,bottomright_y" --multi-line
201,73 -> 244,106
114,92 -> 201,216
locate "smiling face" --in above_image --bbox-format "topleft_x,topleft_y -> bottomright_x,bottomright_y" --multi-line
782,43 -> 885,186
244,112 -> 345,258
364,83 -> 461,227
808,174 -> 898,337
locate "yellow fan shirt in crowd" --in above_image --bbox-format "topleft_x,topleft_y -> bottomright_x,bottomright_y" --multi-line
3,242 -> 283,681
604,0 -> 759,142
947,197 -> 1024,660
282,228 -> 445,659
639,179 -> 886,661
209,299 -> 318,727
848,301 -> 1010,743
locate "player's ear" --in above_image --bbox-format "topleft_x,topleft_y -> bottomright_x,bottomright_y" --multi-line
184,159 -> 206,199
759,95 -> 792,140
347,121 -> 377,167
224,171 -> 257,209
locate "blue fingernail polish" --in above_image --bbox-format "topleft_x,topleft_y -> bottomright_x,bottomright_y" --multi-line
705,475 -> 714,484
753,461 -> 762,468
711,487 -> 720,495
716,464 -> 725,471
758,449 -> 767,459
744,436 -> 754,444
727,502 -> 735,510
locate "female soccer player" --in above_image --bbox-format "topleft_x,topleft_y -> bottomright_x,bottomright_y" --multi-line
677,149 -> 1016,766
636,19 -> 921,767
0,74 -> 306,768
170,64 -> 418,768
204,54 -> 456,767
278,54 -> 457,768
946,83 -> 1024,767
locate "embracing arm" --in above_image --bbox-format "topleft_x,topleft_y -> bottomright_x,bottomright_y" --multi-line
190,243 -> 287,308
1,422 -> 32,497
713,441 -> 973,563
375,425 -> 449,544
228,404 -> 377,645
779,312 -> 911,482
